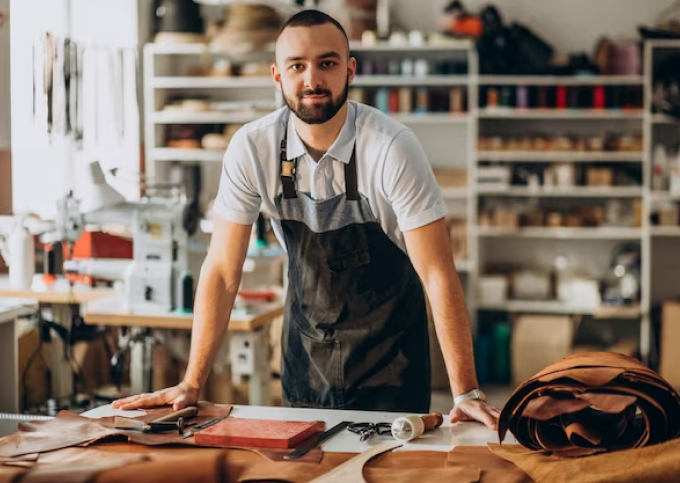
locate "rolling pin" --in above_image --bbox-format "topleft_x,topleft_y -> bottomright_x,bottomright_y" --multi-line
391,412 -> 443,442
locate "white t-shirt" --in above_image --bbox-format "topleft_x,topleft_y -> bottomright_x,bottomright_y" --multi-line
213,101 -> 447,253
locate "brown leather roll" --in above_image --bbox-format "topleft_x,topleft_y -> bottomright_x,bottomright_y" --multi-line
498,352 -> 680,457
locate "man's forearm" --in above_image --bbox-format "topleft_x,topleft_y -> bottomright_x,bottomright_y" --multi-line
183,263 -> 241,390
425,270 -> 479,397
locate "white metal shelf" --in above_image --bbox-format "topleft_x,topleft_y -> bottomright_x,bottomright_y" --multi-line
650,191 -> 680,202
477,75 -> 644,86
350,40 -> 474,52
478,300 -> 641,318
650,226 -> 680,237
153,76 -> 273,89
477,186 -> 642,198
152,148 -> 224,162
477,109 -> 644,119
391,113 -> 469,124
477,226 -> 642,240
353,75 -> 468,87
455,259 -> 472,272
440,187 -> 468,199
145,43 -> 275,57
151,111 -> 268,124
650,113 -> 680,124
193,0 -> 300,15
476,151 -> 644,162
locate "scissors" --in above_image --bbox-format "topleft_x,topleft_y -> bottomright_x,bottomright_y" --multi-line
347,422 -> 393,442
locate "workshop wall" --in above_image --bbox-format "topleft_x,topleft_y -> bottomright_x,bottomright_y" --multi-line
9,0 -> 141,219
0,0 -> 9,149
0,0 -> 10,216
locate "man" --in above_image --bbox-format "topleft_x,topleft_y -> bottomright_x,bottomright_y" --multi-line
113,10 -> 499,429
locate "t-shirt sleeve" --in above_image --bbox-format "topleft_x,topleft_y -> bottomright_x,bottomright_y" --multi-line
212,128 -> 262,225
382,129 -> 448,232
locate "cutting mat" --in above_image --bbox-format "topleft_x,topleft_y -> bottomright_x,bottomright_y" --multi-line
194,418 -> 322,449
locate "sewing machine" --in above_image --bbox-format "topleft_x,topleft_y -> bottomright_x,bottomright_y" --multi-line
56,161 -> 190,313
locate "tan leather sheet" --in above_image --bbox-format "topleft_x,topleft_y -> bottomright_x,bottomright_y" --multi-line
0,404 -> 325,464
0,443 -> 534,483
498,352 -> 680,457
489,438 -> 680,483
448,446 -> 534,483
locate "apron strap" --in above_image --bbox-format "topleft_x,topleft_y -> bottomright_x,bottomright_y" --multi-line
344,146 -> 359,201
280,136 -> 298,199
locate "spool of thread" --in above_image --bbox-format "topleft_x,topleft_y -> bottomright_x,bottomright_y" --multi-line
486,88 -> 499,108
516,85 -> 528,109
414,58 -> 429,77
388,59 -> 401,76
388,88 -> 400,113
375,88 -> 389,113
415,87 -> 428,113
450,87 -> 463,113
593,85 -> 606,109
399,87 -> 412,113
391,412 -> 444,442
401,58 -> 414,76
556,85 -> 567,109
178,270 -> 194,313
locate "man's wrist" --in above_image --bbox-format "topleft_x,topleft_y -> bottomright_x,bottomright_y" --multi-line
453,388 -> 486,407
182,377 -> 202,391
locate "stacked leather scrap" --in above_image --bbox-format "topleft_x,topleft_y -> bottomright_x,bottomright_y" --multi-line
498,352 -> 680,457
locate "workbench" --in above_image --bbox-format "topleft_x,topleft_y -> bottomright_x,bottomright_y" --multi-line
82,298 -> 284,406
0,277 -> 116,410
0,300 -> 37,412
0,405 -> 516,483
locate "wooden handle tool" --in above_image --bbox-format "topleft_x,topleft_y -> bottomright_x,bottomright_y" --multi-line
391,412 -> 444,442
151,406 -> 198,423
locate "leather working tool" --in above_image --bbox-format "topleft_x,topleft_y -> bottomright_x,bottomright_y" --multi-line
498,351 -> 680,457
181,416 -> 227,439
347,422 -> 392,442
284,421 -> 352,460
391,412 -> 444,442
114,416 -> 194,434
114,406 -> 198,434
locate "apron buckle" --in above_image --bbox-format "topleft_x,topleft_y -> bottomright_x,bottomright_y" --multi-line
281,160 -> 296,179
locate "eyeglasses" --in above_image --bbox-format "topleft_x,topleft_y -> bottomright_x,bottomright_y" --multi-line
347,422 -> 393,442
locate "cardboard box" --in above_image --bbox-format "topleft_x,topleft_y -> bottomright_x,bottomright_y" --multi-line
511,314 -> 574,385
660,301 -> 680,389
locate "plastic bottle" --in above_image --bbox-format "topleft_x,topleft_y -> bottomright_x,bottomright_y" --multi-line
8,217 -> 35,290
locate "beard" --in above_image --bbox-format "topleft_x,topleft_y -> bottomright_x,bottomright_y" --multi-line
281,79 -> 349,125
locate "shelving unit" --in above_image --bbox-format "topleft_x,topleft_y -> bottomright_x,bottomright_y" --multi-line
476,151 -> 644,162
644,39 -> 680,354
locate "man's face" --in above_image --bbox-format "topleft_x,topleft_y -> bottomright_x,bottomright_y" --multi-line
272,23 -> 356,125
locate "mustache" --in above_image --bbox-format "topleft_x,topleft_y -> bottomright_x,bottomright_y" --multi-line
298,88 -> 332,97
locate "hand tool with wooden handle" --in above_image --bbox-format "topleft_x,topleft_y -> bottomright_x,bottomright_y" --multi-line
114,416 -> 194,434
114,406 -> 199,434
390,412 -> 444,442
150,406 -> 198,423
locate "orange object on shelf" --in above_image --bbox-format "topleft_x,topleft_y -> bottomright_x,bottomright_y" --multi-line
237,290 -> 277,302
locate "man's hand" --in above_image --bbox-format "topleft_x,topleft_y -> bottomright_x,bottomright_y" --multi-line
450,399 -> 501,431
111,381 -> 200,411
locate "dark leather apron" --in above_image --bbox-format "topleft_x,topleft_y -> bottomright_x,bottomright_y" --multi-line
275,118 -> 431,412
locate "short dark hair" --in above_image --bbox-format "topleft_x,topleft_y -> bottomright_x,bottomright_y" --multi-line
280,9 -> 349,53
